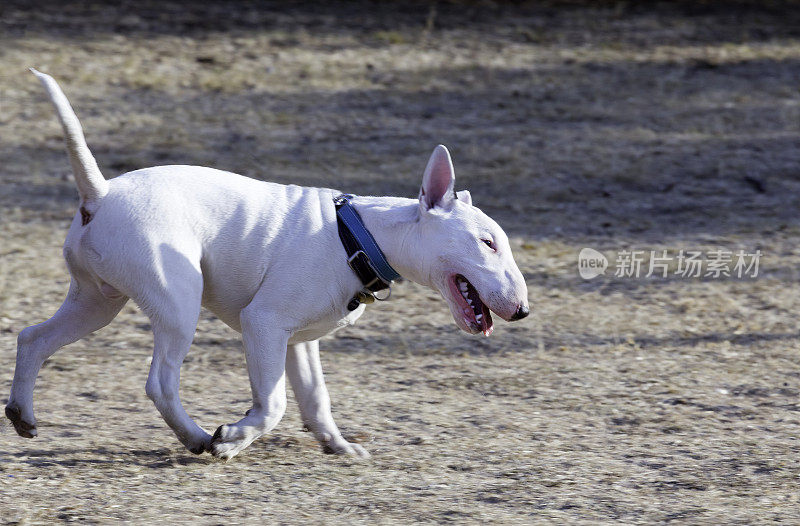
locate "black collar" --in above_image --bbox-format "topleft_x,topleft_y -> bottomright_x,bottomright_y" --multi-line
334,194 -> 401,309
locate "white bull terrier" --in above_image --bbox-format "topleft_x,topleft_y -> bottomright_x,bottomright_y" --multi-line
6,70 -> 529,460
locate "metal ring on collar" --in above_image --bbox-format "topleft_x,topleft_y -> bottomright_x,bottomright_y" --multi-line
372,287 -> 391,301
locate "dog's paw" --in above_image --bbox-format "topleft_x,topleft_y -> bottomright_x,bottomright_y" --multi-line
322,437 -> 370,458
209,424 -> 252,460
187,437 -> 211,455
5,405 -> 37,439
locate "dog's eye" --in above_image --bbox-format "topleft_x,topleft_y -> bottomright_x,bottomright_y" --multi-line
481,238 -> 496,251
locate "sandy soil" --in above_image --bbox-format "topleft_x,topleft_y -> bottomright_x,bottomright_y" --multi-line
2,1 -> 800,523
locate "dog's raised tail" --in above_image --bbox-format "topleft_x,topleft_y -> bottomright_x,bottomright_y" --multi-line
31,68 -> 108,202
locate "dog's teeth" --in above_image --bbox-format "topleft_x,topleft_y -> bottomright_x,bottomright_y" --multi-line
476,314 -> 483,321
459,282 -> 468,292
467,299 -> 472,305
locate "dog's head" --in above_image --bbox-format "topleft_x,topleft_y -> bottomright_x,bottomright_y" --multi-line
415,145 -> 529,336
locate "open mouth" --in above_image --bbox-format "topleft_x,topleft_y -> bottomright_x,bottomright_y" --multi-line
451,274 -> 494,336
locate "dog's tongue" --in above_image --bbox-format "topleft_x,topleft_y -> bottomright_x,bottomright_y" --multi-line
481,304 -> 493,336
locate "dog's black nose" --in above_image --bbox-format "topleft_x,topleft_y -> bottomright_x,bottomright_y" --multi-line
510,305 -> 529,321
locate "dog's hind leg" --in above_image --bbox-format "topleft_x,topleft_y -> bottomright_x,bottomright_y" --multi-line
287,340 -> 369,457
141,274 -> 212,455
209,304 -> 289,460
6,278 -> 127,438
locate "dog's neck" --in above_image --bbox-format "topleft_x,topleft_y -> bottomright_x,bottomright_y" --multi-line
348,195 -> 433,288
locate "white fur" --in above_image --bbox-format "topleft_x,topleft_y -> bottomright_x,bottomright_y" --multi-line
6,71 -> 529,459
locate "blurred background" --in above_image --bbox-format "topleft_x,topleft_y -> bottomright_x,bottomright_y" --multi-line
2,1 -> 800,523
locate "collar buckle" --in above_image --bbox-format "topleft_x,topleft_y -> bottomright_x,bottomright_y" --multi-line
347,251 -> 380,289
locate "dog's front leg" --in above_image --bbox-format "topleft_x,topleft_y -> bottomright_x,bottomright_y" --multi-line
287,340 -> 370,458
209,306 -> 289,460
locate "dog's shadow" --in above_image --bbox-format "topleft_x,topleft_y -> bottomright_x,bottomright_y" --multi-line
0,446 -> 211,469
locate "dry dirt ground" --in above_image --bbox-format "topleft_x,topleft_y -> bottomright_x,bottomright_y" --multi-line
2,1 -> 800,524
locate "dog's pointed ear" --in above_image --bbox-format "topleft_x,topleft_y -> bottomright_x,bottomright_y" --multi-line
456,190 -> 471,206
419,145 -> 456,212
